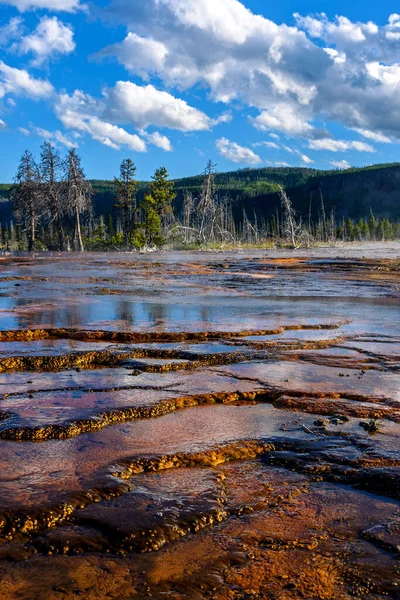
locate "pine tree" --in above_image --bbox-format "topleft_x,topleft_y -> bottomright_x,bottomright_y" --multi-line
149,167 -> 176,220
139,194 -> 163,247
345,218 -> 354,241
368,210 -> 378,241
361,219 -> 370,240
114,159 -> 138,248
381,218 -> 393,241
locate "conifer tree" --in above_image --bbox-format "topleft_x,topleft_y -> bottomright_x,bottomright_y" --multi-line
368,210 -> 378,241
148,167 -> 176,220
140,193 -> 163,247
138,166 -> 176,246
381,218 -> 393,241
114,159 -> 138,248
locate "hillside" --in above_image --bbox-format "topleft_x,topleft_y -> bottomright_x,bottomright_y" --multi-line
1,163 -> 400,224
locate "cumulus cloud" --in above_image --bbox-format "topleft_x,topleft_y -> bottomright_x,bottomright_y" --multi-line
216,138 -> 262,165
34,125 -> 76,147
251,105 -> 316,138
0,0 -> 85,12
55,91 -> 148,152
18,126 -> 30,135
0,17 -> 23,46
52,79 -> 225,151
308,139 -> 375,153
0,118 -> 7,130
103,82 -> 223,131
0,60 -> 54,98
142,131 -> 172,151
97,0 -> 400,142
94,33 -> 168,81
14,17 -> 75,66
330,160 -> 351,169
54,80 -> 224,152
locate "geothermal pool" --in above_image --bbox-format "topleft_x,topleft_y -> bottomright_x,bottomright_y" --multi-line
0,246 -> 399,599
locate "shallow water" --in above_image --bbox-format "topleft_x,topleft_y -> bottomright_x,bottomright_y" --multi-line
0,246 -> 399,599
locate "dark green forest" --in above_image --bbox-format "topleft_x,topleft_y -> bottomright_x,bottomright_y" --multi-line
2,162 -> 400,225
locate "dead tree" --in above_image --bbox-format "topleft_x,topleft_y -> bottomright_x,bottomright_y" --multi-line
40,141 -> 67,250
65,149 -> 93,252
196,160 -> 218,244
278,186 -> 311,248
11,150 -> 42,251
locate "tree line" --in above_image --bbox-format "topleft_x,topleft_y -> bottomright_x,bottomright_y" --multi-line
1,145 -> 399,251
4,144 -> 175,252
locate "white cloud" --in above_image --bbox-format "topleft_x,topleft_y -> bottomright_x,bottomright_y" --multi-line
0,17 -> 23,46
353,128 -> 392,143
266,160 -> 290,167
269,133 -> 279,140
18,126 -> 31,136
55,90 -> 147,152
283,145 -> 294,154
34,125 -> 77,147
253,141 -> 280,149
52,80 -> 224,151
251,105 -> 316,137
0,0 -> 85,12
98,0 -> 400,141
95,33 -> 168,80
143,130 -> 172,151
0,119 -> 7,130
103,81 -> 221,131
216,137 -> 262,165
157,0 -> 268,45
308,138 -> 375,152
0,60 -> 54,99
330,160 -> 351,169
14,17 -> 75,66
294,14 -> 367,46
295,151 -> 314,164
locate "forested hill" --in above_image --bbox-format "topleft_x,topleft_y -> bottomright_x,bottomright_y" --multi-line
1,163 -> 400,224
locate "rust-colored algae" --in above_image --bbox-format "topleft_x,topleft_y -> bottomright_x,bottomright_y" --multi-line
0,250 -> 399,599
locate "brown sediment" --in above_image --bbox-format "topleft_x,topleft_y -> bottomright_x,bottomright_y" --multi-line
0,347 -> 255,373
2,383 -> 398,442
0,478 -> 399,600
0,440 -> 274,538
0,321 -> 350,344
0,390 -> 273,441
274,394 -> 400,423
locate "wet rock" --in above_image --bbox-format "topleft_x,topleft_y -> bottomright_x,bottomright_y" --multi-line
362,520 -> 400,555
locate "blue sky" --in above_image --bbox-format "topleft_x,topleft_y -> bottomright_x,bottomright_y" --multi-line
1,0 -> 400,181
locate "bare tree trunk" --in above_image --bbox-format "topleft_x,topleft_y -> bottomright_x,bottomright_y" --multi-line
29,208 -> 35,252
279,187 -> 297,248
55,208 -> 66,251
75,204 -> 84,252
